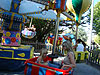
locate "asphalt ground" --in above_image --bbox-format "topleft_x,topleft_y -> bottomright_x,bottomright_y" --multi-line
73,63 -> 100,75
0,71 -> 24,75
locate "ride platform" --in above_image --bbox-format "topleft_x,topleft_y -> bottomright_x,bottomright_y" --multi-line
0,44 -> 34,71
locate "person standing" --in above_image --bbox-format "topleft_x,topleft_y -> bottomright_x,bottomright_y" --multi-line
74,39 -> 84,52
61,40 -> 76,70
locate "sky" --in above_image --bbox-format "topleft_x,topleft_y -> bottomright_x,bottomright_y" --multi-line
94,0 -> 100,5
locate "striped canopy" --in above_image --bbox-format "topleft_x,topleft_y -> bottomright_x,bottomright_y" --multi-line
67,0 -> 91,23
0,0 -> 71,21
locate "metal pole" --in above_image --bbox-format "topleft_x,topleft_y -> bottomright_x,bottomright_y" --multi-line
75,23 -> 79,41
52,10 -> 60,54
29,17 -> 33,28
90,0 -> 94,51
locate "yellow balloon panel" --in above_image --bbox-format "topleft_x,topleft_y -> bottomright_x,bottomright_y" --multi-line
67,0 -> 91,23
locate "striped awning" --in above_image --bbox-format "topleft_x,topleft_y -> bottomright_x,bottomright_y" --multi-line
0,0 -> 74,22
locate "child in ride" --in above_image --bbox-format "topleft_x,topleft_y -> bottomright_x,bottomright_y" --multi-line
36,48 -> 50,65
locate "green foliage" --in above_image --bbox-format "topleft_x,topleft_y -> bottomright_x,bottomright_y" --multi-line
22,18 -> 56,43
93,2 -> 100,35
77,27 -> 88,42
72,27 -> 88,42
94,34 -> 100,45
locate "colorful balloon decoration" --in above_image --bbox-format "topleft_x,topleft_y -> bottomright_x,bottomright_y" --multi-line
67,0 -> 91,23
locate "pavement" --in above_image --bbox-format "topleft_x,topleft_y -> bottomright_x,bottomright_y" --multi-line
0,71 -> 24,75
73,63 -> 100,75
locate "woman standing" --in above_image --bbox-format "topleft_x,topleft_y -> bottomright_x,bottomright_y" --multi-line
61,40 -> 76,70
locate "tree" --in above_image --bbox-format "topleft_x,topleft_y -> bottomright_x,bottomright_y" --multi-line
93,2 -> 100,35
32,19 -> 56,42
94,34 -> 100,45
21,18 -> 56,43
72,27 -> 88,42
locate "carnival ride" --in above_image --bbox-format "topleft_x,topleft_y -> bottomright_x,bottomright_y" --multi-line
21,25 -> 36,39
0,0 -> 34,71
0,0 -> 91,75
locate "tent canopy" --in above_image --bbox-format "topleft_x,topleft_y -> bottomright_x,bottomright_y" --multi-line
0,0 -> 71,21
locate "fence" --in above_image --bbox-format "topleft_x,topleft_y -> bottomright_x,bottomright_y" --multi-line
21,41 -> 46,52
21,41 -> 63,54
87,50 -> 100,70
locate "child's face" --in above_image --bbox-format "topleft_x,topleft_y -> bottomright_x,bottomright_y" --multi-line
43,52 -> 47,57
63,45 -> 68,51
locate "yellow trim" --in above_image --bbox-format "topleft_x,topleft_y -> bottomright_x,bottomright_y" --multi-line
19,23 -> 22,31
22,15 -> 25,23
0,57 -> 27,60
2,38 -> 5,43
30,47 -> 34,59
17,53 -> 25,57
66,17 -> 72,21
9,13 -> 15,29
14,3 -> 18,9
0,49 -> 14,58
1,20 -> 4,27
0,48 -> 33,60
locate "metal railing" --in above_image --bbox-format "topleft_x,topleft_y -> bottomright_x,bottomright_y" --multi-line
87,50 -> 100,69
21,41 -> 63,54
